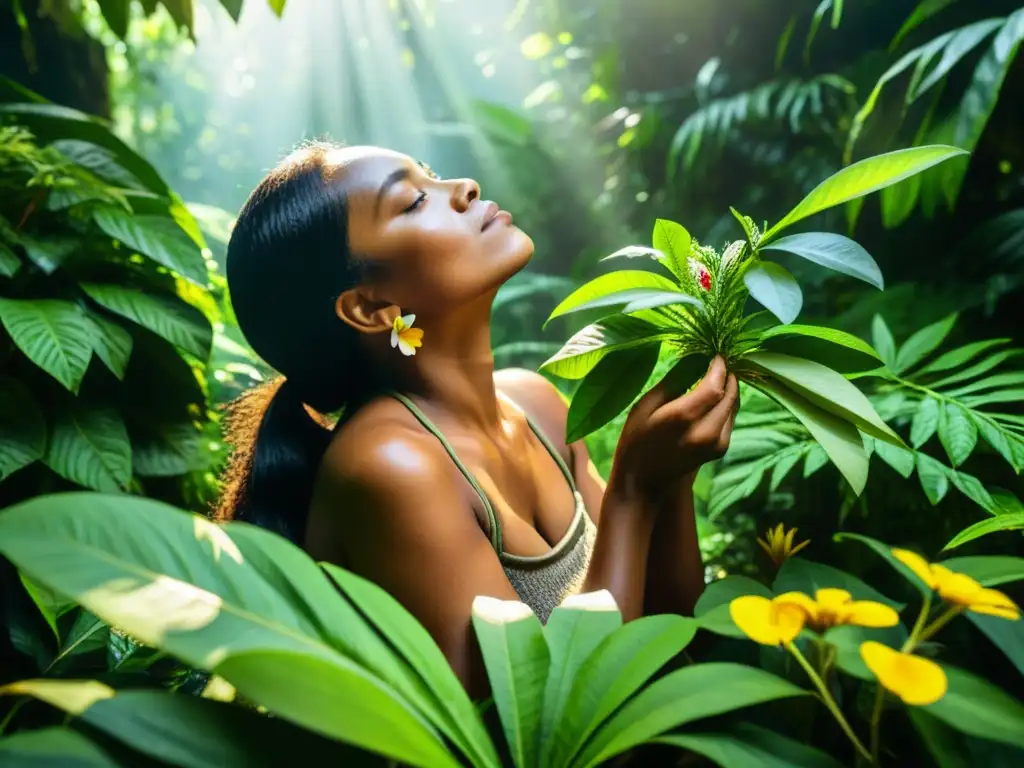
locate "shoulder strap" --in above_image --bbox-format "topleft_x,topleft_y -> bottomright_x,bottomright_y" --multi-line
388,392 -> 503,554
522,413 -> 579,494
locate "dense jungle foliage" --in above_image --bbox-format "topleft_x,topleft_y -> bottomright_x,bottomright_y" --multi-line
0,0 -> 1022,766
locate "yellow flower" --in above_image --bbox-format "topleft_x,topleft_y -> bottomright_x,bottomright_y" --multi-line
729,595 -> 807,646
860,641 -> 947,706
757,523 -> 810,568
775,588 -> 900,631
892,549 -> 1020,620
391,314 -> 424,357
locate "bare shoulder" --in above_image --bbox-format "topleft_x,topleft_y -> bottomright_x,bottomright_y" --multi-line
494,368 -> 569,422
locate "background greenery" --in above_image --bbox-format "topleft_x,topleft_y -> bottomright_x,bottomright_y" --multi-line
1,0 -> 1022,764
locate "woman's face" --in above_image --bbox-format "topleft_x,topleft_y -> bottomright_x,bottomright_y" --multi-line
333,146 -> 534,317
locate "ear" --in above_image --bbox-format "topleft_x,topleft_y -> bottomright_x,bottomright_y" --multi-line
335,288 -> 398,334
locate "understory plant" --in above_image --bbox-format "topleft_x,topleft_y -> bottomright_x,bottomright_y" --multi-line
542,144 -> 968,498
0,493 -> 1022,766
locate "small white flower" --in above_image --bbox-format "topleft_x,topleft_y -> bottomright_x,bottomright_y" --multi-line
390,314 -> 424,356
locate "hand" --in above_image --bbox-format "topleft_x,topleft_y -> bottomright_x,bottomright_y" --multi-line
607,356 -> 739,504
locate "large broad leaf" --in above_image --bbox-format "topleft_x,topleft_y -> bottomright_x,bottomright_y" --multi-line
538,593 -> 622,767
743,352 -> 902,447
0,727 -> 119,766
0,240 -> 21,277
651,219 -> 691,280
540,316 -> 674,380
835,532 -> 934,596
694,576 -> 773,617
14,232 -> 77,273
938,555 -> 1024,587
944,514 -> 1024,550
749,377 -> 868,494
572,663 -> 807,768
894,313 -> 959,374
773,557 -> 903,610
0,377 -> 46,482
130,421 -> 204,476
566,344 -> 660,442
911,19 -> 1004,100
93,208 -> 208,286
471,597 -> 549,768
966,610 -> 1024,679
5,679 -> 371,766
95,0 -> 130,38
86,310 -> 133,380
545,271 -> 690,325
758,323 -> 882,373
0,103 -> 169,195
51,138 -> 143,189
82,283 -> 212,360
743,262 -> 803,324
760,232 -> 884,289
0,493 -> 457,768
554,615 -> 698,768
0,298 -> 93,393
925,665 -> 1024,749
656,723 -> 844,768
43,403 -> 132,492
762,145 -> 969,242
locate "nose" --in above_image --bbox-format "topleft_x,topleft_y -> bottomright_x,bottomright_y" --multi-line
449,177 -> 480,212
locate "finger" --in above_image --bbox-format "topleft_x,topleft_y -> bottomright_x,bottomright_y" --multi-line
636,354 -> 715,415
714,375 -> 741,454
658,356 -> 728,420
698,372 -> 739,439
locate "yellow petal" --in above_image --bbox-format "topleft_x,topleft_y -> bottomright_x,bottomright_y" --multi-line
814,588 -> 853,610
860,641 -> 947,706
789,539 -> 810,557
729,595 -> 806,646
401,327 -> 424,345
934,568 -> 985,607
783,527 -> 796,553
969,588 -> 1020,620
842,600 -> 900,628
393,316 -> 407,333
892,548 -> 938,590
775,591 -> 819,616
757,538 -> 773,559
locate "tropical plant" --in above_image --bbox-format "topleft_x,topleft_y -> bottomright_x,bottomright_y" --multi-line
541,144 -> 967,497
706,313 -> 1024,549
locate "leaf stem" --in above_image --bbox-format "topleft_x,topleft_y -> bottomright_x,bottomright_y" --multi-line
918,605 -> 963,644
786,641 -> 873,763
901,593 -> 932,652
869,683 -> 885,764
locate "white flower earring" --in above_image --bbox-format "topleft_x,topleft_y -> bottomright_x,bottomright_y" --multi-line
391,313 -> 424,356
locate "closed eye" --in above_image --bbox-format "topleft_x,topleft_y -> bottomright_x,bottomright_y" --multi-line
402,191 -> 427,214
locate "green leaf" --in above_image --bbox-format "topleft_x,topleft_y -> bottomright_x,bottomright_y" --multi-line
0,377 -> 46,482
928,348 -> 1024,390
540,316 -> 672,380
750,376 -> 868,494
268,0 -> 287,18
911,19 -> 1004,100
218,0 -> 244,21
574,663 -> 807,768
894,313 -> 959,374
0,727 -> 119,766
13,232 -> 77,273
965,611 -> 1024,679
758,323 -> 883,371
566,344 -> 660,443
891,0 -> 963,50
545,271 -> 691,325
871,315 -> 897,368
908,708 -> 974,768
834,532 -> 933,596
86,311 -> 133,380
742,352 -> 903,447
55,611 -> 109,664
0,240 -> 21,277
763,146 -> 969,242
42,403 -> 131,492
917,452 -> 951,504
926,665 -> 1024,749
911,397 -> 941,447
0,298 -> 93,393
97,0 -> 130,38
656,723 -> 844,768
730,206 -> 757,248
769,447 -> 804,490
651,218 -> 691,279
131,421 -> 203,476
774,557 -> 903,610
743,262 -> 803,324
694,576 -> 772,617
938,402 -> 978,467
93,208 -> 208,286
873,439 -> 915,479
0,493 -> 455,768
471,597 -> 548,768
974,416 -> 1023,473
760,232 -> 883,289
539,593 -> 622,767
82,283 -> 212,360
938,555 -> 1024,587
555,615 -> 697,768
804,443 -> 829,477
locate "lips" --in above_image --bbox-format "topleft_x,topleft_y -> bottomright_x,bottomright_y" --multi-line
480,201 -> 512,231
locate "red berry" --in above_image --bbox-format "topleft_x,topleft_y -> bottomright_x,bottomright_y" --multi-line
700,269 -> 712,291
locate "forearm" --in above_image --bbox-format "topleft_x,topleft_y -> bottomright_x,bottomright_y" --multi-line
643,475 -> 706,617
582,478 -> 657,622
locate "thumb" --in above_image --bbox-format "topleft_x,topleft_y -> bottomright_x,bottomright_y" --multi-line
637,354 -> 717,415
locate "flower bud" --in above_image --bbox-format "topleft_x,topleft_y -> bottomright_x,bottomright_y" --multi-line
688,257 -> 712,291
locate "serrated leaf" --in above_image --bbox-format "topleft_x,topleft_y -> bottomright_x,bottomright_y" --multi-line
43,403 -> 132,492
566,345 -> 660,442
871,315 -> 897,368
911,397 -> 941,448
541,316 -> 672,380
82,283 -> 212,360
917,453 -> 950,505
744,261 -> 803,324
93,208 -> 208,286
939,402 -> 978,467
873,439 -> 915,479
86,311 -> 133,380
760,232 -> 883,289
917,338 -> 1011,376
545,270 -> 687,325
0,298 -> 93,393
763,145 -> 969,241
894,313 -> 959,374
0,377 -> 46,482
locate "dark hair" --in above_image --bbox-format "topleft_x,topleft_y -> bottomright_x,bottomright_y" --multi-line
215,141 -> 372,543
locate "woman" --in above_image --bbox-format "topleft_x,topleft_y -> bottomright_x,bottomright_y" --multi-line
217,141 -> 739,696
